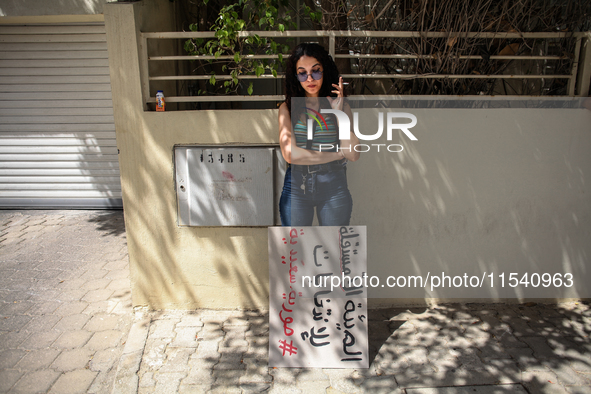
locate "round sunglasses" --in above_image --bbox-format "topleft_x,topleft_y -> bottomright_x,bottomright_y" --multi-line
296,69 -> 323,82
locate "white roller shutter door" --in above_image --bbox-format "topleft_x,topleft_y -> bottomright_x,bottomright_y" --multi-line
0,23 -> 122,209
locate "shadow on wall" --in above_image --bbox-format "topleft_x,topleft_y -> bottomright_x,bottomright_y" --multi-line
116,104 -> 276,310
347,103 -> 591,300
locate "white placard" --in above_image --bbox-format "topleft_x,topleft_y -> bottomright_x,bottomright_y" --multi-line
268,226 -> 368,368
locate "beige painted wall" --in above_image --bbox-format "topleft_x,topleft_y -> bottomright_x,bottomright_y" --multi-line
105,2 -> 591,310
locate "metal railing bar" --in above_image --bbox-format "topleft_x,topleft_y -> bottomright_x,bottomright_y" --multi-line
149,73 -> 570,81
149,75 -> 281,81
146,95 -> 284,103
340,73 -> 571,79
149,54 -> 287,61
146,93 -> 587,103
150,54 -> 568,61
335,54 -> 568,60
142,31 -> 585,39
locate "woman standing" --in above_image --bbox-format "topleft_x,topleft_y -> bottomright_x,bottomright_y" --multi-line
278,43 -> 360,226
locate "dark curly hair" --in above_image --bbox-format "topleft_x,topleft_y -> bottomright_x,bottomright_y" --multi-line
284,43 -> 341,125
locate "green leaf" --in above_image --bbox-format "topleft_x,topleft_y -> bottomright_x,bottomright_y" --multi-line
272,69 -> 278,78
278,53 -> 283,63
234,53 -> 241,63
209,75 -> 216,85
255,65 -> 264,77
278,23 -> 285,32
247,83 -> 253,95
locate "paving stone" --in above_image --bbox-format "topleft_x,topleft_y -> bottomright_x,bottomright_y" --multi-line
84,314 -> 120,332
0,300 -> 34,315
107,278 -> 131,291
0,349 -> 27,369
83,301 -> 117,315
160,348 -> 195,373
177,314 -> 205,328
81,289 -> 114,303
19,330 -> 61,350
89,348 -> 119,372
56,289 -> 88,303
143,341 -> 168,371
406,385 -> 527,393
240,383 -> 272,393
268,383 -> 303,394
85,330 -> 122,351
0,314 -> 31,331
154,372 -> 187,393
20,314 -> 60,332
139,371 -> 157,388
86,370 -> 114,394
194,340 -> 222,360
150,319 -> 179,339
394,368 -> 499,388
81,278 -> 112,292
53,330 -> 93,349
546,364 -> 591,386
170,326 -> 200,348
12,369 -> 61,393
53,314 -> 92,331
53,302 -> 89,316
522,370 -> 569,393
495,331 -> 528,348
0,329 -> 30,350
481,359 -> 522,384
323,368 -> 364,393
182,368 -> 215,386
214,352 -> 246,370
359,375 -> 400,393
48,369 -> 98,394
521,336 -> 563,361
270,367 -> 301,384
102,260 -> 128,271
16,348 -> 61,370
0,369 -> 24,392
51,348 -> 94,372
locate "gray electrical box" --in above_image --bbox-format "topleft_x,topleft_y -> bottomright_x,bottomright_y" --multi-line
175,146 -> 281,226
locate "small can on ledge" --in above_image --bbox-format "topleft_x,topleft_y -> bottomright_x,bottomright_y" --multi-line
156,90 -> 165,112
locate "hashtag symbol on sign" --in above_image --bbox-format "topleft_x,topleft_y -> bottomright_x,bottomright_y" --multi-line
278,339 -> 298,356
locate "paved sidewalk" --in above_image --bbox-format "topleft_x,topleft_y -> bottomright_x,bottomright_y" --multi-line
0,210 -> 132,393
129,303 -> 591,394
1,211 -> 591,393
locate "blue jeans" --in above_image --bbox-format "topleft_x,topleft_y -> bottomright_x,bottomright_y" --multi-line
279,165 -> 353,226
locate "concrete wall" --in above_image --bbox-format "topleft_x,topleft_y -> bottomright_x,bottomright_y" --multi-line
0,0 -> 108,16
105,1 -> 275,310
105,2 -> 591,310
